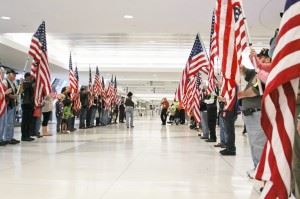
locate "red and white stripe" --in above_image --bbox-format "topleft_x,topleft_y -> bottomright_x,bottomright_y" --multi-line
0,75 -> 7,117
215,0 -> 247,111
28,25 -> 51,108
175,67 -> 188,102
207,11 -> 218,95
255,1 -> 300,198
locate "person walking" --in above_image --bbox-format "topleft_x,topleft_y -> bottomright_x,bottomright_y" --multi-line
160,97 -> 169,125
119,97 -> 125,123
125,92 -> 134,128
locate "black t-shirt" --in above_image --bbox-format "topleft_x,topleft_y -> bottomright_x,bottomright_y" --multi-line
22,80 -> 34,105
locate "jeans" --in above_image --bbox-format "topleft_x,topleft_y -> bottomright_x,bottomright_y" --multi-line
79,106 -> 88,128
125,107 -> 134,127
0,109 -> 7,141
5,107 -> 16,141
200,111 -> 209,137
21,104 -> 34,139
161,108 -> 168,124
33,117 -> 41,135
222,110 -> 237,152
219,116 -> 226,145
56,115 -> 62,132
243,111 -> 266,168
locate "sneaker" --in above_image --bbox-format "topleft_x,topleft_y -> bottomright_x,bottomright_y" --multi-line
200,136 -> 209,140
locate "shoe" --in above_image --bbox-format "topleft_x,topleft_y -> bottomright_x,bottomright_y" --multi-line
200,136 -> 209,139
8,139 -> 20,144
198,134 -> 202,137
21,137 -> 35,142
214,143 -> 224,147
11,138 -> 20,143
247,168 -> 255,179
220,149 -> 236,156
127,126 -> 129,128
0,141 -> 7,146
206,139 -> 217,142
70,128 -> 77,132
130,126 -> 134,128
162,123 -> 166,125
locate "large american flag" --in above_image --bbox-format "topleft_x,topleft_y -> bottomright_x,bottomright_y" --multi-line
207,10 -> 218,95
73,66 -> 81,111
215,0 -> 248,111
93,66 -> 101,96
28,21 -> 51,108
255,0 -> 300,198
69,53 -> 77,95
175,34 -> 209,102
0,74 -> 6,117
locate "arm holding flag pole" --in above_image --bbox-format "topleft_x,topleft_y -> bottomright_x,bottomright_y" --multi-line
239,1 -> 263,95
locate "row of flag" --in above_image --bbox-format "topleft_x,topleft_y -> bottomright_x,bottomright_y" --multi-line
175,0 -> 300,198
27,21 -> 120,116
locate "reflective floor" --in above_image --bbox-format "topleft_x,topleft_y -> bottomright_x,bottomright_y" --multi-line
0,117 -> 261,199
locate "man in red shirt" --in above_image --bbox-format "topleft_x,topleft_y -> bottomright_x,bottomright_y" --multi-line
160,98 -> 169,125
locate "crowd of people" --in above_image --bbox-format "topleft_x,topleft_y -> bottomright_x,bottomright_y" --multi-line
159,47 -> 300,196
0,68 -> 136,145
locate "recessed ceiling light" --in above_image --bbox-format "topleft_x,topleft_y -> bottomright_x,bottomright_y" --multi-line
1,16 -> 11,20
123,15 -> 134,19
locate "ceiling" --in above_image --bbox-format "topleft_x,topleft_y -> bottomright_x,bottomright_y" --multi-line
0,0 -> 284,102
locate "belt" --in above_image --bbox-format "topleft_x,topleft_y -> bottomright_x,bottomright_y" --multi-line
252,108 -> 261,112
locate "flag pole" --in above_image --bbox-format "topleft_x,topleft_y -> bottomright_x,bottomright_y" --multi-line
197,33 -> 210,64
239,1 -> 263,95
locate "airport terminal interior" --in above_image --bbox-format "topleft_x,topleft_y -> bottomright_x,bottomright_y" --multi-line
0,0 -> 299,199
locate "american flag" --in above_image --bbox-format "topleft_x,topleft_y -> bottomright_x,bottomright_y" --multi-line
182,77 -> 196,112
207,11 -> 218,95
28,21 -> 51,108
73,66 -> 81,111
0,74 -> 6,117
215,0 -> 247,111
192,74 -> 202,123
101,76 -> 105,97
175,34 -> 209,102
88,66 -> 94,108
93,66 -> 101,96
68,53 -> 77,95
106,75 -> 114,107
112,76 -> 118,105
255,0 -> 300,198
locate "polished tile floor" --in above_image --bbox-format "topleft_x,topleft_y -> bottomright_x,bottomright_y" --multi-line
0,117 -> 261,199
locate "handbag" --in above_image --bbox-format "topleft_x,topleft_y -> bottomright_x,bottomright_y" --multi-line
33,107 -> 42,117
